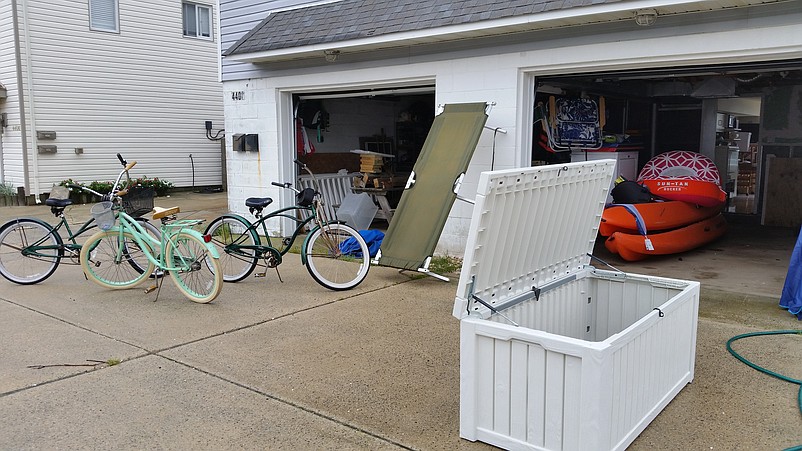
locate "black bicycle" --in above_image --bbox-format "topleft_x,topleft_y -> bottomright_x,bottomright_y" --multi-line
0,154 -> 159,285
204,160 -> 370,290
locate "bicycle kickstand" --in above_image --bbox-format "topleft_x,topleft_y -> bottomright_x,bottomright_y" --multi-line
144,273 -> 165,302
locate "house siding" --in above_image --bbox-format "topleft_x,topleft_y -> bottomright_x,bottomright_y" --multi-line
220,0 -> 320,81
221,2 -> 802,255
4,0 -> 225,195
0,0 -> 27,189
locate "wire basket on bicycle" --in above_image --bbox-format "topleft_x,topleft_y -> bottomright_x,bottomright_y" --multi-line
121,186 -> 155,217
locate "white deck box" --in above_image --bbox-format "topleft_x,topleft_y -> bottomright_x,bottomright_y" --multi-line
453,161 -> 699,451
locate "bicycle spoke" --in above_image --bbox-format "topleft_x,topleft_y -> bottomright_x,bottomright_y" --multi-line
167,232 -> 222,303
0,220 -> 62,284
204,216 -> 258,282
304,223 -> 369,291
80,231 -> 154,289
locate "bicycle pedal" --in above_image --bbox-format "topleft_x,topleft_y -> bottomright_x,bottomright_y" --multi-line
255,272 -> 266,278
144,285 -> 158,294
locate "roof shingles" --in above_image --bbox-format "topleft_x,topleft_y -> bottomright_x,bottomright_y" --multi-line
224,0 -> 620,56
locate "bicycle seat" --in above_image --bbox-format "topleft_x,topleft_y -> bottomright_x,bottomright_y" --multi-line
152,206 -> 180,220
45,198 -> 73,208
245,197 -> 272,209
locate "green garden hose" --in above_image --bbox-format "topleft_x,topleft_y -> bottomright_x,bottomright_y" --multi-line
726,330 -> 802,451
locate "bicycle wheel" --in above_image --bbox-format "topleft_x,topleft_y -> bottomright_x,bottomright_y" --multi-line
304,223 -> 370,291
0,219 -> 62,284
165,232 -> 223,303
80,230 -> 155,289
204,215 -> 258,282
126,219 -> 162,277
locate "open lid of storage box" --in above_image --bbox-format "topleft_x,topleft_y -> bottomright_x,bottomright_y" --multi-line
452,160 -> 616,320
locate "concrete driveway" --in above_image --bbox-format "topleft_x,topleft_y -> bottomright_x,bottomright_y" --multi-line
1,191 -> 800,450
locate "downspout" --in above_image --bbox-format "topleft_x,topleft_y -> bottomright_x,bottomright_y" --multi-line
11,0 -> 31,197
19,0 -> 41,202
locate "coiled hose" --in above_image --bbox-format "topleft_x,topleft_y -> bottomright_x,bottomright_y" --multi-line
726,330 -> 802,451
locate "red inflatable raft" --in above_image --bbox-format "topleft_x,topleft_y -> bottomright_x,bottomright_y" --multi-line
637,151 -> 727,207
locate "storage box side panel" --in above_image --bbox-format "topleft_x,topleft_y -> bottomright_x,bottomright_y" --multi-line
606,290 -> 698,450
466,321 -> 590,450
490,279 -> 592,341
592,277 -> 683,339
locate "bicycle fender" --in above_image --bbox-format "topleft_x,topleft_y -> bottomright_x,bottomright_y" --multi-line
182,228 -> 221,259
1,217 -> 56,232
299,225 -> 321,266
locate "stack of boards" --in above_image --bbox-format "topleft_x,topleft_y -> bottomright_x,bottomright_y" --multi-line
603,151 -> 728,261
360,154 -> 384,173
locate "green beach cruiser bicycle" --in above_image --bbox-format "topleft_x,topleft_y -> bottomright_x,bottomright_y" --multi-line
204,160 -> 370,290
0,155 -> 160,285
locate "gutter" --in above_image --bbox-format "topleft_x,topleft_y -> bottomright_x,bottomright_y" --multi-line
226,0 -> 788,63
19,0 -> 41,202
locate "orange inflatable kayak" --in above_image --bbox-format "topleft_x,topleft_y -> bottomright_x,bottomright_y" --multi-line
604,214 -> 728,262
599,201 -> 722,237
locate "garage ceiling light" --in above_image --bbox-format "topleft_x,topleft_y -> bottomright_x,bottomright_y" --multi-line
324,49 -> 340,62
634,9 -> 657,26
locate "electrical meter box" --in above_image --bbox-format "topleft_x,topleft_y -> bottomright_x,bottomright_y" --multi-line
453,161 -> 699,451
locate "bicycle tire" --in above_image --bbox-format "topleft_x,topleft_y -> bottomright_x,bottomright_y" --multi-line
204,215 -> 258,282
80,230 -> 156,289
165,231 -> 223,303
304,223 -> 370,291
127,219 -> 162,277
0,218 -> 62,285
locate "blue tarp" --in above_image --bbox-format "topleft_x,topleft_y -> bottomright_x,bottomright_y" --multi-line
339,230 -> 384,258
779,226 -> 802,320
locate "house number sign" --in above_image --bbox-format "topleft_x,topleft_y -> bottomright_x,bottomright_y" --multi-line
231,91 -> 245,101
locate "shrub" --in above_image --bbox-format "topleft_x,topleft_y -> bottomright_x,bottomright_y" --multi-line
88,180 -> 115,195
0,182 -> 14,196
131,176 -> 173,197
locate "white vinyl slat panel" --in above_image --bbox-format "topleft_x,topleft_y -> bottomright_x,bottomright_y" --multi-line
493,340 -> 512,436
476,335 -> 495,431
528,344 -> 547,446
562,355 -> 583,450
509,340 -> 529,441
544,351 -> 565,450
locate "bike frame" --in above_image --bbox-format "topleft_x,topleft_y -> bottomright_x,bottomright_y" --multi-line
222,201 -> 337,266
14,214 -> 152,260
107,210 -> 219,271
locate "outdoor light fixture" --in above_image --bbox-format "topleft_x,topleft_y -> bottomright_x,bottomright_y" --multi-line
634,9 -> 657,26
324,49 -> 340,63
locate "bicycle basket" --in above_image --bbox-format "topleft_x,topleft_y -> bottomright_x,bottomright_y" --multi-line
90,201 -> 116,230
122,186 -> 155,217
296,188 -> 316,207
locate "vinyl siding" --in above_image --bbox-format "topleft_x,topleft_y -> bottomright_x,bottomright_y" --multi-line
220,0 -> 320,81
18,0 -> 224,194
0,0 -> 26,189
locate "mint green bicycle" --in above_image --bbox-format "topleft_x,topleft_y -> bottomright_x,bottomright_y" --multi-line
79,160 -> 223,303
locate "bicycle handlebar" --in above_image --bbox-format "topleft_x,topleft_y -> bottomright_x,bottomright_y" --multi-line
117,153 -> 127,166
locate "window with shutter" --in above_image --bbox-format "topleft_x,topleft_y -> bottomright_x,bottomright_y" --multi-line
89,0 -> 119,32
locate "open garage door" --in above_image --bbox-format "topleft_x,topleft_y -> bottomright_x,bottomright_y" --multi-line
533,60 -> 802,224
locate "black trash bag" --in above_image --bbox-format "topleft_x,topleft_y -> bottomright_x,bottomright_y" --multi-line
611,179 -> 653,204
